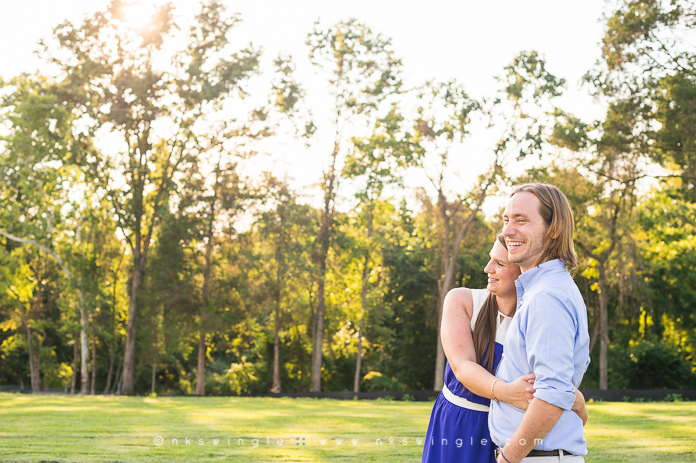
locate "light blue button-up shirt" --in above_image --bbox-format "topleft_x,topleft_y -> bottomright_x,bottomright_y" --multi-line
488,259 -> 590,456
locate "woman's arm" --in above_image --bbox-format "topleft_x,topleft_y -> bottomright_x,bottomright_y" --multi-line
441,288 -> 534,409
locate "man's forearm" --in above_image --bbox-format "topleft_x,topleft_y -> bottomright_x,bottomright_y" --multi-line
497,398 -> 564,463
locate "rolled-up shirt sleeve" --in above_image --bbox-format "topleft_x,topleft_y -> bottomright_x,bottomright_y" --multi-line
525,292 -> 577,410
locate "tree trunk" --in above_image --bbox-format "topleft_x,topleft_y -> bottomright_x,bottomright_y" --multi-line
309,286 -> 315,388
26,333 -> 36,392
17,299 -> 37,392
151,362 -> 156,394
91,334 -> 97,395
79,289 -> 89,394
196,210 -> 215,396
432,185 -> 487,391
354,316 -> 365,393
311,141 -> 339,393
354,208 -> 373,393
311,266 -> 326,392
271,234 -> 285,394
112,354 -> 124,395
598,264 -> 609,390
196,330 -> 206,396
433,271 -> 454,391
122,263 -> 144,395
32,258 -> 43,392
30,334 -> 41,392
588,312 -> 601,355
271,302 -> 281,394
104,261 -> 120,394
105,338 -> 114,394
70,336 -> 78,394
196,188 -> 220,396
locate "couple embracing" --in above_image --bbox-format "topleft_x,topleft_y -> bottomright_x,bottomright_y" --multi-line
423,183 -> 591,463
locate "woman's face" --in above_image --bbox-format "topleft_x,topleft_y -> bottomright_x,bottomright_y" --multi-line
484,240 -> 521,298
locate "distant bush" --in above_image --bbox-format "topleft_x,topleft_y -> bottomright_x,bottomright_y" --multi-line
626,341 -> 695,390
205,358 -> 259,396
402,394 -> 416,402
664,393 -> 685,402
583,340 -> 696,390
361,371 -> 406,392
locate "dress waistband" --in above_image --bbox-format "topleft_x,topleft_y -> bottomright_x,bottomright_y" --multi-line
441,382 -> 490,412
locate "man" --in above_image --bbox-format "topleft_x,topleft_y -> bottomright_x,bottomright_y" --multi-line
490,183 -> 590,463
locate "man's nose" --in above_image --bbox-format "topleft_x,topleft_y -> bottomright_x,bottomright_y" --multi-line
502,220 -> 513,236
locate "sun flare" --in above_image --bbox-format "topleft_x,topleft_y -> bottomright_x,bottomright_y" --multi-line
121,2 -> 156,29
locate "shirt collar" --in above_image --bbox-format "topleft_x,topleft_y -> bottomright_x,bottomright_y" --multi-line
514,259 -> 566,306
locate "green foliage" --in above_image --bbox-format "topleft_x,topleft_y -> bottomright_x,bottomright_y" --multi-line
2,1 -> 696,398
584,340 -> 696,390
626,341 -> 695,390
206,358 -> 259,396
361,371 -> 405,392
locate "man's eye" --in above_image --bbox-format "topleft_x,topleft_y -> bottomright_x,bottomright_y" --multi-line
497,262 -> 504,267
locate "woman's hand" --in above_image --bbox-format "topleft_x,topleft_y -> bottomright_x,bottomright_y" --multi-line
571,387 -> 588,426
496,373 -> 535,410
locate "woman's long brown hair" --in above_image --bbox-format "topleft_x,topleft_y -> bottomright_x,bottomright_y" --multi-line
472,234 -> 510,373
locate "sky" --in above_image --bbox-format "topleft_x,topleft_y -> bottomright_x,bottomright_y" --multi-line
1,0 -> 611,216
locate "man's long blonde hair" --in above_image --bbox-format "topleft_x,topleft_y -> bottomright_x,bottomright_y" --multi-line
510,183 -> 578,270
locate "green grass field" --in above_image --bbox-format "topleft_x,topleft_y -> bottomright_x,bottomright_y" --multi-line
0,393 -> 694,462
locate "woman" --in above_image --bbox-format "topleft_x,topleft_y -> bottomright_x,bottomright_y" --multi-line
422,235 -> 587,463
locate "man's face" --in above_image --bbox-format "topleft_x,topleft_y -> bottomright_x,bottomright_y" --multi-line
502,191 -> 548,273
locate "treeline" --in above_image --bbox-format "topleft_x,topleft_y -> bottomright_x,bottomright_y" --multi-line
1,0 -> 695,396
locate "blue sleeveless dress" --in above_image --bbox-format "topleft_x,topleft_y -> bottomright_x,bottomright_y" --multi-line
422,289 -> 512,463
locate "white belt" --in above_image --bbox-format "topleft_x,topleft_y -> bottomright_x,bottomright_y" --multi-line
441,382 -> 490,412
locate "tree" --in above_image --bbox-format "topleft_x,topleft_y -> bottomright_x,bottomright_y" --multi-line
416,51 -> 566,389
602,0 -> 696,199
344,107 -> 421,392
550,88 -> 654,389
305,19 -> 402,391
252,175 -> 315,393
43,0 -> 261,394
0,74 -> 100,393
